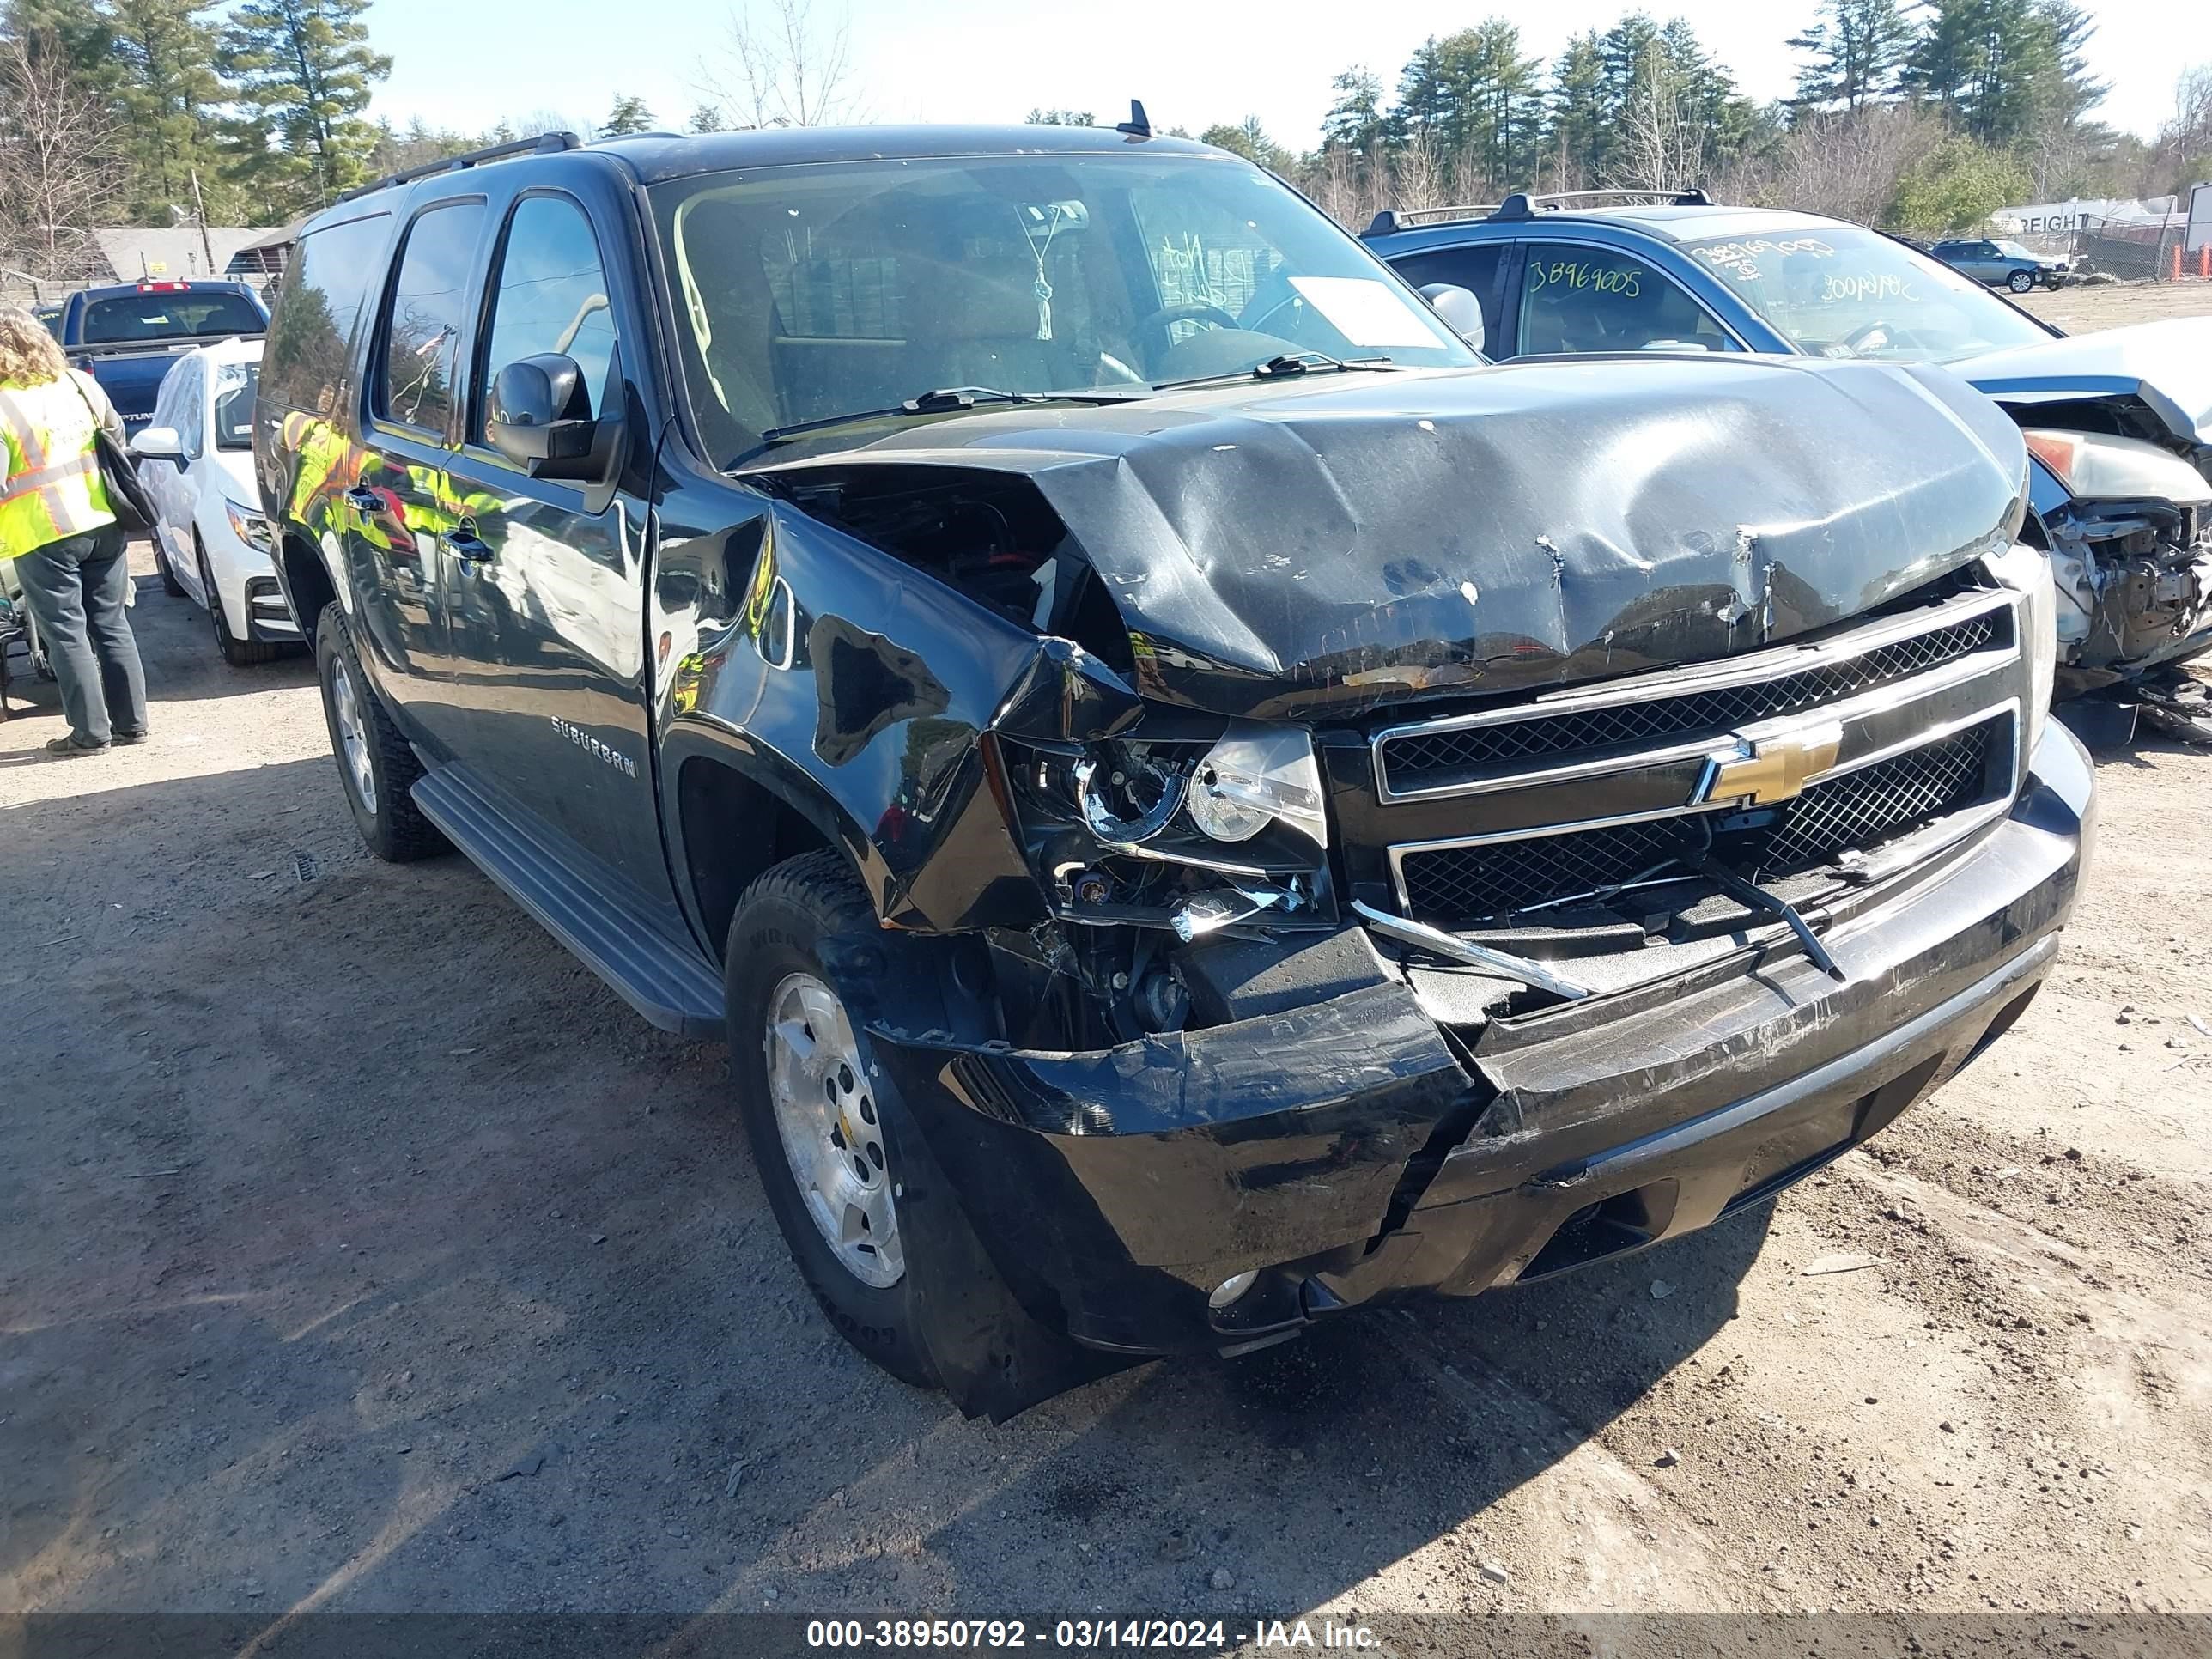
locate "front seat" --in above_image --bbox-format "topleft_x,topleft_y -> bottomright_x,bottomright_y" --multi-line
931,259 -> 1057,391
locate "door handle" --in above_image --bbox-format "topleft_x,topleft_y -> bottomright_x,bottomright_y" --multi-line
442,529 -> 494,562
343,486 -> 382,514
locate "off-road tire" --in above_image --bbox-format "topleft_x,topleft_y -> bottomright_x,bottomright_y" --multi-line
2007,268 -> 2036,294
313,605 -> 445,861
200,537 -> 280,666
152,528 -> 186,597
726,850 -> 945,1392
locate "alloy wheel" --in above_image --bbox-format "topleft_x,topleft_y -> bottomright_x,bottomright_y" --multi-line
328,653 -> 378,815
763,971 -> 904,1288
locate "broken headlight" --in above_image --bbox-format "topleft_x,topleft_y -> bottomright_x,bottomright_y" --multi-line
1982,541 -> 2056,752
1062,725 -> 1327,863
1184,728 -> 1329,846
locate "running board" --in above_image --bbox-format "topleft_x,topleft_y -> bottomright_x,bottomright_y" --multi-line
411,766 -> 726,1040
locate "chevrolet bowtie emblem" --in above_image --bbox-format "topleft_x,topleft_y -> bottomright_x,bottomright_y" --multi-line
1696,720 -> 1843,807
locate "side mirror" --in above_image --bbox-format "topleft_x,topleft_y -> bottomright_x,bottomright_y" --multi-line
1419,283 -> 1486,354
486,353 -> 611,481
131,425 -> 184,462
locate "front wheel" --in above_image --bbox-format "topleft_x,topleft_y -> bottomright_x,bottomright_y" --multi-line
151,528 -> 186,597
313,606 -> 445,861
200,538 -> 279,666
2008,269 -> 2036,294
726,851 -> 945,1391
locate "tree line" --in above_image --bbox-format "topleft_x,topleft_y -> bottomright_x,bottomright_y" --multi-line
1197,1 -> 2206,238
3,0 -> 2209,289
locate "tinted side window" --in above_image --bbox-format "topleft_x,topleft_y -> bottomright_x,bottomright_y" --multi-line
378,201 -> 488,434
1515,242 -> 1736,356
477,195 -> 617,436
264,210 -> 390,415
1388,243 -> 1505,341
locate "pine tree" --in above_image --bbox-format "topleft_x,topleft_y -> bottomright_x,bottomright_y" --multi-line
107,0 -> 234,222
1320,67 -> 1384,162
599,93 -> 653,136
216,0 -> 391,218
1788,0 -> 1911,111
687,101 -> 727,133
1543,32 -> 1610,188
1451,20 -> 1543,191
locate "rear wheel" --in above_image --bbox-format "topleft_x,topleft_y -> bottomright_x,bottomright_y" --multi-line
313,605 -> 444,861
199,536 -> 279,666
2007,268 -> 2036,294
726,851 -> 945,1390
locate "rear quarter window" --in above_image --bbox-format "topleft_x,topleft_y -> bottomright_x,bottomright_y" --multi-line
263,211 -> 392,416
81,289 -> 264,344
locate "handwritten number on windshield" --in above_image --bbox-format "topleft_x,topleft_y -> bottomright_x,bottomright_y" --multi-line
1820,274 -> 1917,303
1530,259 -> 1641,299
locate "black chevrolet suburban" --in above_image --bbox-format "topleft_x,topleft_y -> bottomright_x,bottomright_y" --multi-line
257,123 -> 2094,1419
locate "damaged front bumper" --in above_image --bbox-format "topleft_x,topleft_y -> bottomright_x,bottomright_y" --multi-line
872,720 -> 2094,1358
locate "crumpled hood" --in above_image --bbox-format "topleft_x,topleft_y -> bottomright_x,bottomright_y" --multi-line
757,355 -> 2027,721
1960,318 -> 2212,452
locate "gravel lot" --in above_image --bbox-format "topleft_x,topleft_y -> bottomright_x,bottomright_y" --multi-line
3,285 -> 2209,1629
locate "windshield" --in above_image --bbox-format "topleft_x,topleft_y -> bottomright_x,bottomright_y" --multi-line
1994,240 -> 2038,260
81,289 -> 264,345
212,361 -> 258,450
649,152 -> 1475,461
1682,224 -> 2049,364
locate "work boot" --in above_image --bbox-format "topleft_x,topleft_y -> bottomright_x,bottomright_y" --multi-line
44,734 -> 109,757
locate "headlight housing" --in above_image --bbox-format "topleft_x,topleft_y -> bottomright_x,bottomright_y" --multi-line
1982,540 -> 2056,755
224,499 -> 276,555
1005,720 -> 1334,928
1183,727 -> 1328,846
2020,428 -> 2212,508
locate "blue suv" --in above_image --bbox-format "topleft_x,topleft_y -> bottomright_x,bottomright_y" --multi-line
1365,191 -> 2212,698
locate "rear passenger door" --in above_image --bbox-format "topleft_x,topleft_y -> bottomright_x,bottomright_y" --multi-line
343,194 -> 489,757
439,184 -> 673,904
1506,240 -> 1743,358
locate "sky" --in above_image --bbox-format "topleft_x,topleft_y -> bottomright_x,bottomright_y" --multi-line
363,0 -> 2206,149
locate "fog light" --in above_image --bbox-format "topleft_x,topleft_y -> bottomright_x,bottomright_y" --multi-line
1208,1270 -> 1260,1309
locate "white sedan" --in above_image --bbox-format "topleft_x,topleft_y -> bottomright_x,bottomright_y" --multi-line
129,338 -> 297,665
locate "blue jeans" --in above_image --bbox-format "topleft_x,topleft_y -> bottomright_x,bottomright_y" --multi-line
13,524 -> 149,745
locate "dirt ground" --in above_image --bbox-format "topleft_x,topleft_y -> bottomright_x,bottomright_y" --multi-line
2015,279 -> 2212,331
3,288 -> 2209,1632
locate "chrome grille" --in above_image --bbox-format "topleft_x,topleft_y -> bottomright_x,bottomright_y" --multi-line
1395,716 -> 2006,927
1381,606 -> 2004,797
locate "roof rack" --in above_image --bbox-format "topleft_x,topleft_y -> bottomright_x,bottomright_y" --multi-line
1363,187 -> 1712,238
1490,186 -> 1712,221
337,130 -> 580,205
1363,204 -> 1501,237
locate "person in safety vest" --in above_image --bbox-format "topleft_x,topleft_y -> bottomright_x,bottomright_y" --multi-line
0,306 -> 149,756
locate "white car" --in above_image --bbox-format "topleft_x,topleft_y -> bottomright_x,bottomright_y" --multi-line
129,338 -> 297,665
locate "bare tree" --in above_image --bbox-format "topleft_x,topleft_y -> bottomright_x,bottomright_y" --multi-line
697,0 -> 859,130
1389,130 -> 1446,214
0,28 -> 125,287
1613,43 -> 1705,192
1717,102 -> 1942,224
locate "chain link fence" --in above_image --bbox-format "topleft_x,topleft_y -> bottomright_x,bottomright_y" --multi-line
2070,215 -> 2208,283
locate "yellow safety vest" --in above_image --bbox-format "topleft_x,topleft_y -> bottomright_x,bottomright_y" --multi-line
0,373 -> 116,561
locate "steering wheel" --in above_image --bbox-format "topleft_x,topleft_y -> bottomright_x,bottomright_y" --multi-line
1839,319 -> 1898,355
1135,301 -> 1242,362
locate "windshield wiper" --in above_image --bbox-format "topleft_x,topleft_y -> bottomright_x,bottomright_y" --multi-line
1152,351 -> 1396,391
744,386 -> 1147,455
